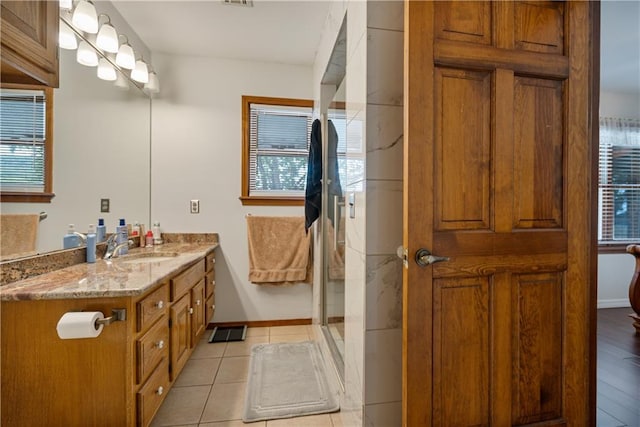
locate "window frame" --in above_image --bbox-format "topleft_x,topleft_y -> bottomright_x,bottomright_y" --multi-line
240,95 -> 313,206
0,83 -> 55,203
597,117 -> 640,253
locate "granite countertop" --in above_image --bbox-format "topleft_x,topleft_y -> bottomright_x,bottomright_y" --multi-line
0,243 -> 218,301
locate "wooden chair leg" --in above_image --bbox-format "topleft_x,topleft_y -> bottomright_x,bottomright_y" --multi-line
625,245 -> 640,335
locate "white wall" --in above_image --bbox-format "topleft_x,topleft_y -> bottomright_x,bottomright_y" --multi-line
597,90 -> 640,308
151,53 -> 314,322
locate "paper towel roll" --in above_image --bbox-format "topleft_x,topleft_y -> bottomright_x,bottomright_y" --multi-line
56,311 -> 104,339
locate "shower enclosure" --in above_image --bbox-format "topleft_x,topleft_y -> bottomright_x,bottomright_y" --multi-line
319,18 -> 347,382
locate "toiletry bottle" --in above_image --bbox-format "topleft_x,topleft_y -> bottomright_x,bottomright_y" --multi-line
86,224 -> 97,263
139,223 -> 146,247
145,230 -> 154,247
63,224 -> 79,249
116,218 -> 129,255
132,221 -> 141,237
96,218 -> 106,243
152,221 -> 163,245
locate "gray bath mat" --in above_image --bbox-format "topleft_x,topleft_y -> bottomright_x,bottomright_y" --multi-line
243,341 -> 339,422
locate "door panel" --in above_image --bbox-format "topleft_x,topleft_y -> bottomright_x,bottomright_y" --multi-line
514,2 -> 565,54
433,277 -> 489,426
404,1 -> 596,426
435,1 -> 492,45
513,77 -> 564,228
435,68 -> 492,230
513,272 -> 564,424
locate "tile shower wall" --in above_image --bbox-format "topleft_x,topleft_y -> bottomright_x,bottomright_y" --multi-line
312,1 -> 404,425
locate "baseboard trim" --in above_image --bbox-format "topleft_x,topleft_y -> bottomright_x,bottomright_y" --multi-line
207,318 -> 312,329
597,299 -> 631,309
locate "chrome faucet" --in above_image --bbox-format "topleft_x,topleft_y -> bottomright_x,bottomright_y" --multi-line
103,235 -> 134,260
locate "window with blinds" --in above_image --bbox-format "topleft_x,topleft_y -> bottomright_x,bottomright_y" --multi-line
598,117 -> 640,243
241,96 -> 313,205
0,88 -> 47,193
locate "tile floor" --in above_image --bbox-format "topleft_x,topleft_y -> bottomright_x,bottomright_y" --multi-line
151,325 -> 343,427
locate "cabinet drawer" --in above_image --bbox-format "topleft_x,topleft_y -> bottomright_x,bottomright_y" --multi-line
137,284 -> 169,333
205,294 -> 215,324
205,271 -> 215,299
205,252 -> 215,272
171,259 -> 205,302
137,358 -> 170,427
137,317 -> 169,385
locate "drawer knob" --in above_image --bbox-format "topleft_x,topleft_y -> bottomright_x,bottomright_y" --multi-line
211,280 -> 215,285
212,259 -> 216,264
196,299 -> 201,306
189,308 -> 194,315
156,301 -> 164,309
211,304 -> 215,310
156,340 -> 165,349
156,386 -> 164,396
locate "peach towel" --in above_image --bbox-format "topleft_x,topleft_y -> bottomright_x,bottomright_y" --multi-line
1,214 -> 39,260
246,216 -> 311,284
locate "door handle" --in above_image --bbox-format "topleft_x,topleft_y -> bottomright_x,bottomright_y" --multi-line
415,248 -> 449,267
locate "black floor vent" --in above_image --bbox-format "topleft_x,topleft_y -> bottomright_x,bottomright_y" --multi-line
208,325 -> 248,343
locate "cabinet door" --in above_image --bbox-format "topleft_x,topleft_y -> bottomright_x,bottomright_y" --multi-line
0,0 -> 59,86
191,279 -> 206,344
170,294 -> 191,381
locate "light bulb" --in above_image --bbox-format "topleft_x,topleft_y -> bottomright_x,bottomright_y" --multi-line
96,23 -> 119,53
144,72 -> 160,94
131,60 -> 149,83
115,43 -> 135,70
72,0 -> 98,34
97,58 -> 117,81
76,40 -> 98,67
114,71 -> 130,91
59,20 -> 78,50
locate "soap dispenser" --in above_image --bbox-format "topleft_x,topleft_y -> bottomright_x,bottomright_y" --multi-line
96,218 -> 106,243
116,218 -> 129,255
86,224 -> 97,263
63,224 -> 79,249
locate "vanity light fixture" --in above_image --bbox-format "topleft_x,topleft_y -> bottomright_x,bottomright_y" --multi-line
95,15 -> 119,53
72,0 -> 99,34
144,71 -> 160,94
59,19 -> 78,50
114,71 -> 130,91
97,58 -> 117,81
131,58 -> 149,84
115,35 -> 136,70
77,40 -> 99,67
59,0 -> 73,10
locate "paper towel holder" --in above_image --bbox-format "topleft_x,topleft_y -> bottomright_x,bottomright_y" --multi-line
95,308 -> 126,326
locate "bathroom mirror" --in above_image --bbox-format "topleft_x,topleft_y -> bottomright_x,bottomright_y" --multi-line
0,48 -> 151,257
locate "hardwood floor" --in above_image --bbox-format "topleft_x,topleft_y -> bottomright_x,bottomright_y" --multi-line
597,308 -> 640,427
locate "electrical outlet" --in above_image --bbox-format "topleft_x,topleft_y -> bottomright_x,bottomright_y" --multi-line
190,199 -> 200,214
100,198 -> 110,213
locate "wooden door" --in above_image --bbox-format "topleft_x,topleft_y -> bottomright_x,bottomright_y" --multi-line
403,1 -> 598,426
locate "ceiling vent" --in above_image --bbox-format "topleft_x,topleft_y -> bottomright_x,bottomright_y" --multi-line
222,0 -> 253,6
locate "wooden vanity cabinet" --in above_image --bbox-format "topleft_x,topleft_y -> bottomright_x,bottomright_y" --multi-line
0,249 -> 217,427
205,251 -> 216,323
0,0 -> 59,87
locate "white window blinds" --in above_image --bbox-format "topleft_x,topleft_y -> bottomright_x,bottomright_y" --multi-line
0,89 -> 47,193
598,117 -> 640,242
248,103 -> 313,196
